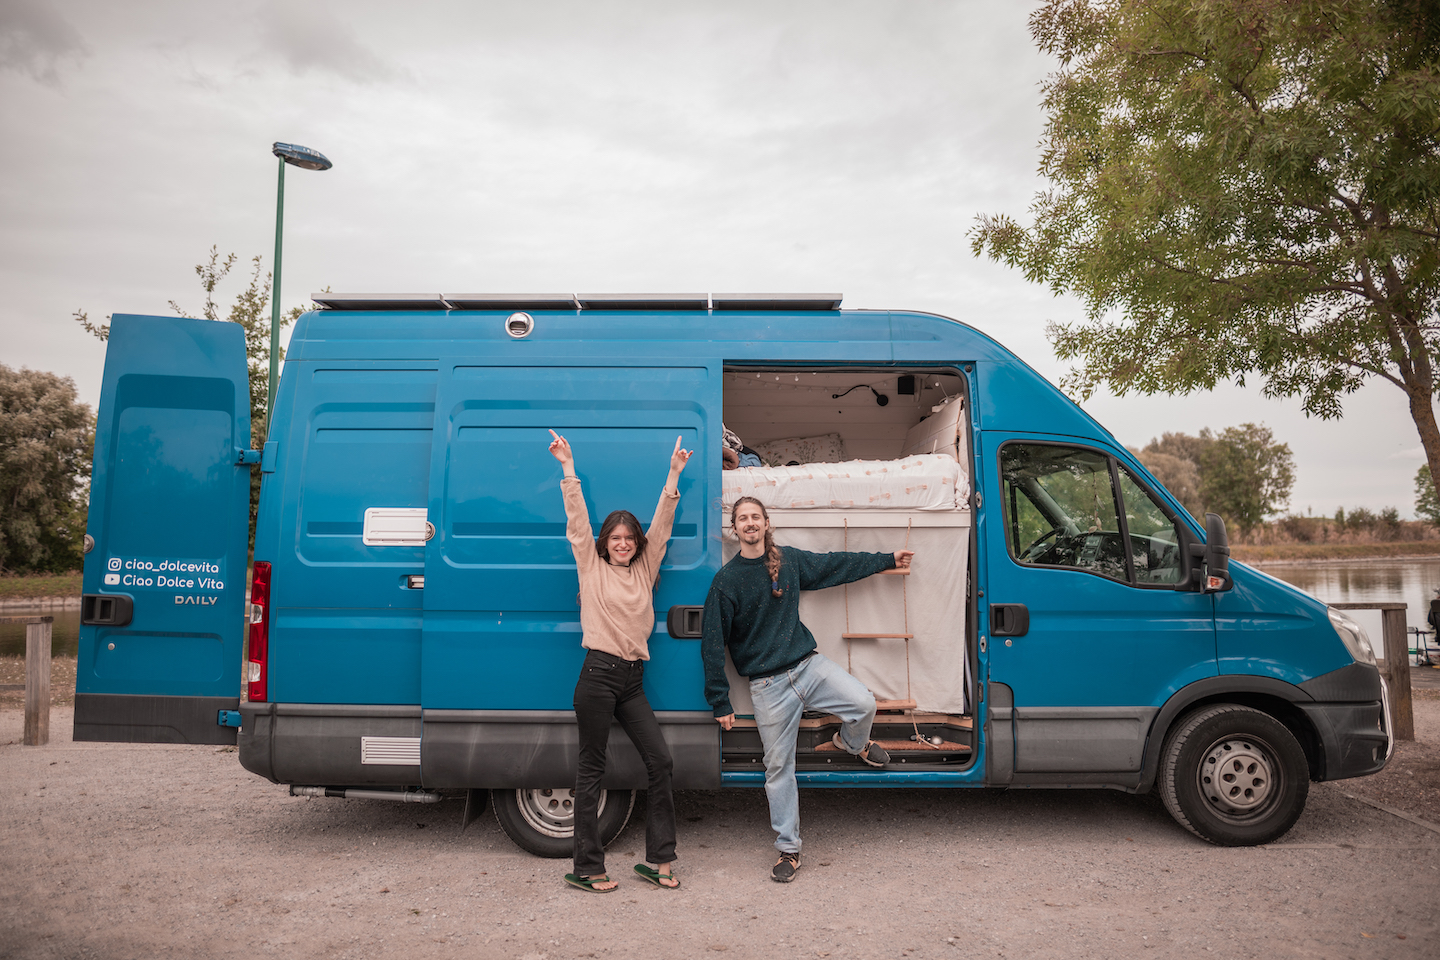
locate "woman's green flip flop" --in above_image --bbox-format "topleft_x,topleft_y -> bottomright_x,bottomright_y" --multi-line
563,873 -> 619,892
633,864 -> 680,889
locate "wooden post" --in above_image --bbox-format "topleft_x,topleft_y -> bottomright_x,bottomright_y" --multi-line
1330,602 -> 1412,742
24,616 -> 53,747
1380,606 -> 1413,742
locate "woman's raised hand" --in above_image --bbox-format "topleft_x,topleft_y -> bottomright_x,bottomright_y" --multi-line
894,550 -> 915,569
548,430 -> 574,466
670,435 -> 692,474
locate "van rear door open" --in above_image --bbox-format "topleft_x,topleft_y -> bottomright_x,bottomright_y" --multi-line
74,315 -> 252,744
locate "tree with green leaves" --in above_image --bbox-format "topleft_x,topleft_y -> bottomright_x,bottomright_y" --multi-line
1197,422 -> 1295,534
1417,464 -> 1440,525
1137,423 -> 1293,531
972,0 -> 1440,494
0,365 -> 92,573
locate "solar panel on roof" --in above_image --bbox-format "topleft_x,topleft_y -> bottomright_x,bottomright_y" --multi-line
576,293 -> 709,310
307,292 -> 846,311
443,294 -> 578,310
712,294 -> 842,310
311,293 -> 450,310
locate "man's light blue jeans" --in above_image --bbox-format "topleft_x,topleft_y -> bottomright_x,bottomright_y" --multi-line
749,652 -> 877,854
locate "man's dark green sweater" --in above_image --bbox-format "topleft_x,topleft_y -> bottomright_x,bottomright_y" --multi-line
701,545 -> 895,717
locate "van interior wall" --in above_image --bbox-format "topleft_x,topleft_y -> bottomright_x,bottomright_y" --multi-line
723,370 -> 967,461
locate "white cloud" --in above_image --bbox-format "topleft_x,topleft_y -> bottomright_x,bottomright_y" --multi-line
0,0 -> 88,83
257,1 -> 402,85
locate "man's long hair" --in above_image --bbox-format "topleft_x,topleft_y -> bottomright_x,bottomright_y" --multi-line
731,496 -> 783,597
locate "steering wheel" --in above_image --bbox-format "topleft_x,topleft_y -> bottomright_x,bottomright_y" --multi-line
1022,525 -> 1064,560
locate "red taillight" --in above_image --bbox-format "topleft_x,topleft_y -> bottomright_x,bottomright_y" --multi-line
247,561 -> 271,702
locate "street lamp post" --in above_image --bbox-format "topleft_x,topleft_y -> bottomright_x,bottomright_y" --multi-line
268,142 -> 332,438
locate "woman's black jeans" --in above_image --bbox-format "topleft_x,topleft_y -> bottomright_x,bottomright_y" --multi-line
572,648 -> 677,876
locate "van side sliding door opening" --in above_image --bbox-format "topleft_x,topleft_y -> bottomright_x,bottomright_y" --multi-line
718,366 -> 977,773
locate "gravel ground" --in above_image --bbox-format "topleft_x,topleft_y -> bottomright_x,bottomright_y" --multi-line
2,700 -> 1438,960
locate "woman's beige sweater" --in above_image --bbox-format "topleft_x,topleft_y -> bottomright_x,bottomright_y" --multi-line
562,477 -> 679,661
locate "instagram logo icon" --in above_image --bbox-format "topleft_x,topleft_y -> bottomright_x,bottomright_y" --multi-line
108,557 -> 121,571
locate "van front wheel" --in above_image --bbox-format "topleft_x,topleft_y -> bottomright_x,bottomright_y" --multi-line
491,787 -> 635,858
1159,705 -> 1309,847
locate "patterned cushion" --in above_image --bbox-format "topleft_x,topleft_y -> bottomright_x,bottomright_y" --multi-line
751,432 -> 847,467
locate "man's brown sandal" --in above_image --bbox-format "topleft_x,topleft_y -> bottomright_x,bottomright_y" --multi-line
771,852 -> 801,883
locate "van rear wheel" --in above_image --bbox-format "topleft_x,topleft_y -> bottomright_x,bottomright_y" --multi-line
491,787 -> 635,858
1160,705 -> 1309,847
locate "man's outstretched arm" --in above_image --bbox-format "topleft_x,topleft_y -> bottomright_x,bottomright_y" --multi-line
791,547 -> 913,591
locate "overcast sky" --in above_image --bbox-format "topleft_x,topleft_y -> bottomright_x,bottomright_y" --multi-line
0,0 -> 1423,517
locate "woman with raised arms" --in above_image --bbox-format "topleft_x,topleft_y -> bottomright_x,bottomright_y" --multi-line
548,429 -> 690,892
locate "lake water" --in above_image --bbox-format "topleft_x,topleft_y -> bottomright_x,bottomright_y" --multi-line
2,558 -> 1435,661
1,606 -> 81,658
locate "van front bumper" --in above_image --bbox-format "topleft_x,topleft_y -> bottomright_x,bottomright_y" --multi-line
1297,694 -> 1391,782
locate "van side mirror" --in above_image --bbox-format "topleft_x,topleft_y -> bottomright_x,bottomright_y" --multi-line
1183,513 -> 1232,593
1201,513 -> 1232,593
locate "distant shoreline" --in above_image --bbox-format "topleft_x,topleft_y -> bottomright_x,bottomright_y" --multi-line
1233,542 -> 1440,566
0,596 -> 80,612
1245,553 -> 1440,567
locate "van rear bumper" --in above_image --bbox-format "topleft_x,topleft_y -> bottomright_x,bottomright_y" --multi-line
1297,700 -> 1390,781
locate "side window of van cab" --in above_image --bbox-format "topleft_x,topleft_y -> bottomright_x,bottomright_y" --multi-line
1001,444 -> 1184,586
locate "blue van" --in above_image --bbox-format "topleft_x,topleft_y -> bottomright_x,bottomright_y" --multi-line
74,294 -> 1391,851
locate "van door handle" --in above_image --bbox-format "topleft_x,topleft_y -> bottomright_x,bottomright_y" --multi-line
990,603 -> 1029,637
666,605 -> 704,639
81,594 -> 134,627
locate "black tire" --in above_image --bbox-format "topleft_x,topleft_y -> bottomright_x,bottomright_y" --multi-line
1159,704 -> 1309,846
491,787 -> 635,859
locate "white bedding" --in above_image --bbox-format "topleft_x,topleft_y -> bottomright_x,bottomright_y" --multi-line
721,454 -> 968,512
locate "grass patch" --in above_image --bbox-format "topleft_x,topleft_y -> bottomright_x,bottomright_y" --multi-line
1233,541 -> 1440,563
0,573 -> 82,601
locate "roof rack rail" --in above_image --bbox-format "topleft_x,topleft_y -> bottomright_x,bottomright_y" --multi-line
309,292 -> 845,311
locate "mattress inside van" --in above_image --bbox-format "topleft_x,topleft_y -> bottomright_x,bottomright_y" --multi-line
721,453 -> 969,512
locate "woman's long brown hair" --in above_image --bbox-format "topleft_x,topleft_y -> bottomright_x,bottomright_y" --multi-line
731,496 -> 782,597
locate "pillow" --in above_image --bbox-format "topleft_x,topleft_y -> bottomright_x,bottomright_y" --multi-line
752,432 -> 847,467
900,397 -> 963,459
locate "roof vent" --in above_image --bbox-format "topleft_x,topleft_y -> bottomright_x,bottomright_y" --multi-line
506,312 -> 535,338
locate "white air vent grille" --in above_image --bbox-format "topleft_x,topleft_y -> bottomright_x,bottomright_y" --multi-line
363,508 -> 430,546
361,736 -> 422,766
